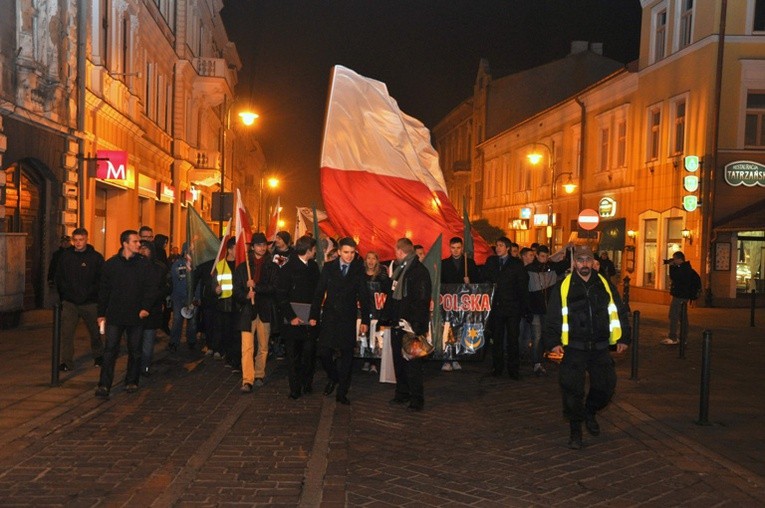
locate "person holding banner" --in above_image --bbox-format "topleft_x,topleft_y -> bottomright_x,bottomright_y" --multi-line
233,232 -> 278,393
309,237 -> 369,405
381,238 -> 432,412
275,235 -> 321,399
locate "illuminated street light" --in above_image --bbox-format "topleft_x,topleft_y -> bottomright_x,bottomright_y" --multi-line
238,111 -> 259,126
257,175 -> 281,231
219,102 -> 258,235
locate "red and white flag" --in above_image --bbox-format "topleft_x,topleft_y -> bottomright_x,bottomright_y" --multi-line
320,65 -> 492,262
265,197 -> 280,242
210,218 -> 232,275
234,189 -> 252,267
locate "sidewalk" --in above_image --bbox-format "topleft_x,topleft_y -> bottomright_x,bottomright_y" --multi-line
0,303 -> 762,505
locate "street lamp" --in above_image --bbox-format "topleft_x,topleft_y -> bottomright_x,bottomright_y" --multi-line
219,100 -> 258,235
257,174 -> 280,231
526,143 -> 577,249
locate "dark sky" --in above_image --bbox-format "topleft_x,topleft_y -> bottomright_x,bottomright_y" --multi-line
221,0 -> 643,219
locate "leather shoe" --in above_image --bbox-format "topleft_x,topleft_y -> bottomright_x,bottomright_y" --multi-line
389,396 -> 410,405
407,402 -> 423,412
288,392 -> 301,400
323,381 -> 337,396
336,395 -> 350,405
58,363 -> 71,372
302,384 -> 313,395
584,412 -> 601,436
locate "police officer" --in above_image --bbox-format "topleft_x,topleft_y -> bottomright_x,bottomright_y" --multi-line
544,245 -> 630,449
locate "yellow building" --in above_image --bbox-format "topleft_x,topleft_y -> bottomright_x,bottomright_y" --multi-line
435,1 -> 765,306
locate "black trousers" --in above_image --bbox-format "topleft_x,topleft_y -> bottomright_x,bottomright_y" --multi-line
391,329 -> 424,406
213,309 -> 238,356
99,323 -> 143,390
559,347 -> 616,422
318,345 -> 354,399
490,311 -> 522,375
284,324 -> 317,394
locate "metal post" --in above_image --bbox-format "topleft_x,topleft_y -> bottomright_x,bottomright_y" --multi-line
696,330 -> 712,426
51,303 -> 62,387
622,276 -> 631,313
678,301 -> 688,359
751,289 -> 756,327
630,310 -> 640,380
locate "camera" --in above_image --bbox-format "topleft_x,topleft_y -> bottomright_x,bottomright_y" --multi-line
662,258 -> 672,265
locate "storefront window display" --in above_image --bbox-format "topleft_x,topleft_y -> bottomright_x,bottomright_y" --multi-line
736,231 -> 765,292
643,218 -> 658,288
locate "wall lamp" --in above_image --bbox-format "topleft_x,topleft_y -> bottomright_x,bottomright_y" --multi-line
682,228 -> 693,244
627,229 -> 637,242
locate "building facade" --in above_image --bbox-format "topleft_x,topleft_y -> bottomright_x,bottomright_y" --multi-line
1,0 -> 262,316
434,0 -> 765,306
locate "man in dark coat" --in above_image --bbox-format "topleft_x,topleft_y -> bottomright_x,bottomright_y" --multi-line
662,251 -> 701,345
233,232 -> 278,392
309,237 -> 370,405
96,230 -> 156,397
138,240 -> 170,376
55,228 -> 104,371
381,237 -> 432,412
485,237 -> 529,379
276,235 -> 321,399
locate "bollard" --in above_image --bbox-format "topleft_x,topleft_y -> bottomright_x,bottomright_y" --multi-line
751,289 -> 757,327
696,330 -> 712,426
630,310 -> 640,380
51,303 -> 62,387
678,301 -> 688,359
622,276 -> 631,314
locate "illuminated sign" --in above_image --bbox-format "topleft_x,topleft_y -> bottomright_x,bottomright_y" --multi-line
96,150 -> 128,180
520,207 -> 532,219
684,155 -> 700,172
683,195 -> 698,212
598,197 -> 617,217
509,219 -> 529,230
683,175 -> 699,192
158,183 -> 175,203
533,213 -> 557,227
724,160 -> 765,187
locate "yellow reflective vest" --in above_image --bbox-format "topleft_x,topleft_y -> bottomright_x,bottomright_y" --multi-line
215,259 -> 233,299
559,272 -> 622,346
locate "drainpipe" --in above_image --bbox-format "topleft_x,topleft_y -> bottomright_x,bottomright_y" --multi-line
76,0 -> 87,227
575,97 -> 586,212
703,0 -> 727,307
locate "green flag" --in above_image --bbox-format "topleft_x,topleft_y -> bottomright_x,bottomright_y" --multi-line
186,206 -> 219,306
422,234 -> 443,353
462,200 -> 474,259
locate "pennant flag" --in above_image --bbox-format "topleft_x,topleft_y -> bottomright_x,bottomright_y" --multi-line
186,206 -> 219,268
462,200 -> 474,259
235,189 -> 252,267
320,65 -> 492,263
211,218 -> 232,275
266,196 -> 281,242
422,234 -> 443,353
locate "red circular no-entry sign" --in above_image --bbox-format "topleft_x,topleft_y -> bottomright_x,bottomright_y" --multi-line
577,209 -> 600,231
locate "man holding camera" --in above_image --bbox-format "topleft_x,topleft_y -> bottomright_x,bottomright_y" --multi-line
662,251 -> 701,345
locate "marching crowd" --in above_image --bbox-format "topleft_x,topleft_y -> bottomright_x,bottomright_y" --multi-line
50,224 -> 698,448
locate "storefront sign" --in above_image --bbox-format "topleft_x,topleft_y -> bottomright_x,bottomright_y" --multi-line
684,155 -> 700,172
533,213 -> 556,227
158,183 -> 175,203
138,174 -> 158,199
683,195 -> 698,212
520,207 -> 532,219
509,219 -> 529,230
96,150 -> 128,181
598,197 -> 616,217
684,175 -> 699,192
724,160 -> 765,187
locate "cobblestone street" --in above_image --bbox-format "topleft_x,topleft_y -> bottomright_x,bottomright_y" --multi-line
0,303 -> 763,506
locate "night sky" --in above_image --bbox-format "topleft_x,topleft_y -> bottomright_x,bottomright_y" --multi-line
221,0 -> 643,223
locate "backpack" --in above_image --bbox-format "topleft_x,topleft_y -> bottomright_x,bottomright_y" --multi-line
689,269 -> 702,300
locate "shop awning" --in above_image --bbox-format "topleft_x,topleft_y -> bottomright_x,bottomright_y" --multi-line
714,199 -> 765,232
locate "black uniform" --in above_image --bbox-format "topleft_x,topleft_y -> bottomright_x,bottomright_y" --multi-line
485,256 -> 529,378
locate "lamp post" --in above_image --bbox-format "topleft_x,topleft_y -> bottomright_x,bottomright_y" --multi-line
527,143 -> 576,249
257,174 -> 279,232
219,99 -> 258,235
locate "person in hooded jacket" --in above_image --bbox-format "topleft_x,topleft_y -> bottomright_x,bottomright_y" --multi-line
139,240 -> 170,375
662,251 -> 701,345
55,228 -> 104,371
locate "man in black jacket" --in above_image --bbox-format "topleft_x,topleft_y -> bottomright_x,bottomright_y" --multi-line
544,246 -> 631,449
55,228 -> 104,371
233,232 -> 278,393
382,237 -> 432,411
276,235 -> 321,399
96,230 -> 156,397
310,237 -> 369,405
662,251 -> 700,345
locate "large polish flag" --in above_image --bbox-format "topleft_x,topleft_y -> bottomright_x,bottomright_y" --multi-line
320,65 -> 492,263
234,189 -> 252,267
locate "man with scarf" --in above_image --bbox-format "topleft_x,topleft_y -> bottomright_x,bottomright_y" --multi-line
381,238 -> 432,412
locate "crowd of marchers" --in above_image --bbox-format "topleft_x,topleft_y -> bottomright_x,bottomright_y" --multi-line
49,225 -> 699,449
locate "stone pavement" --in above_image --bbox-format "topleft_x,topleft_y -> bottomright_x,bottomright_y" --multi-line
0,302 -> 762,506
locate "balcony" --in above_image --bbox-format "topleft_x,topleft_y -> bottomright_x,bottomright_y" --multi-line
192,57 -> 235,105
186,148 -> 221,188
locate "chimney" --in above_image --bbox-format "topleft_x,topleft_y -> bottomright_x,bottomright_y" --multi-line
571,41 -> 589,54
590,42 -> 604,55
